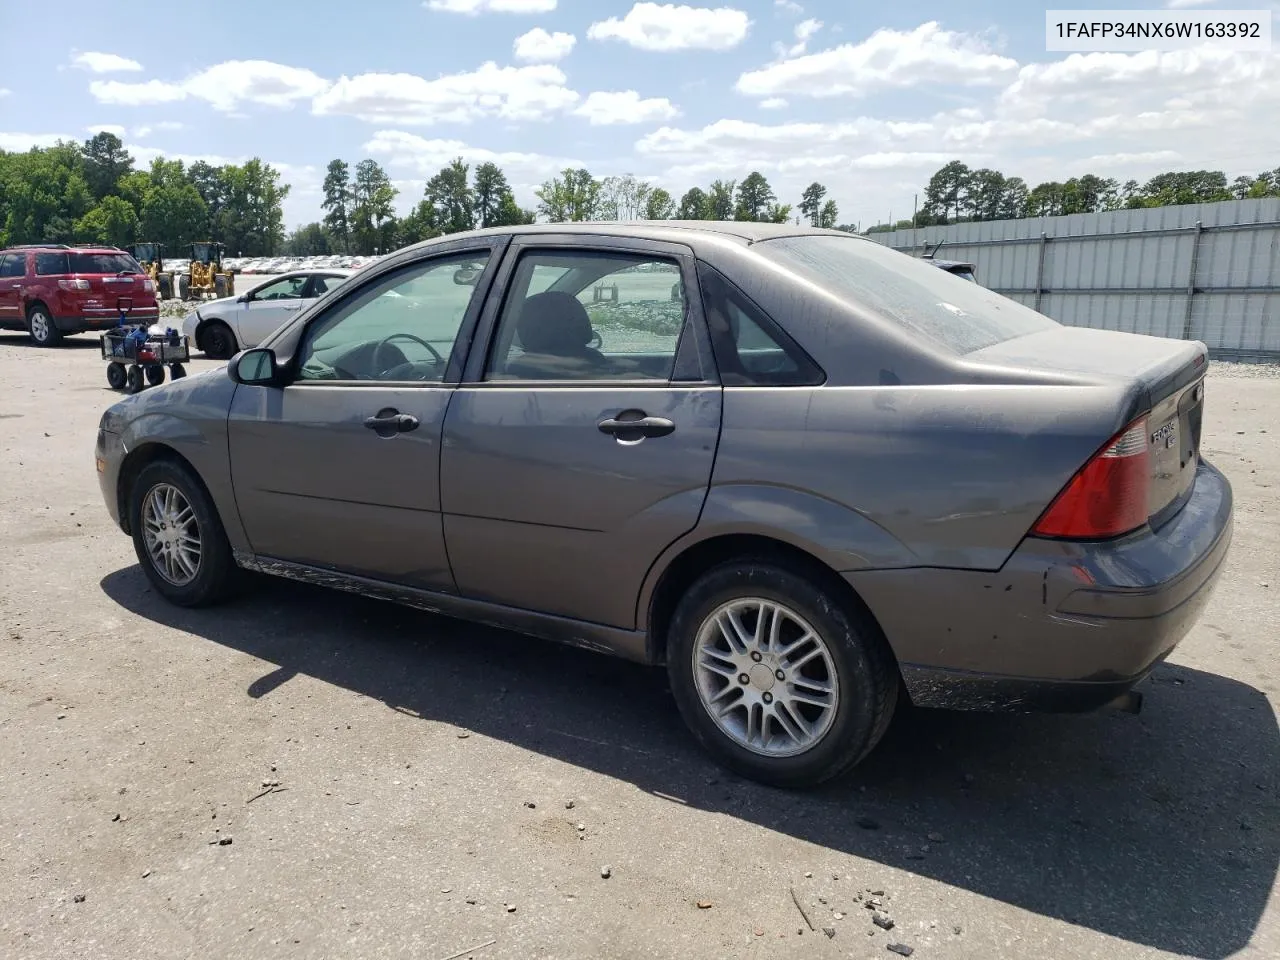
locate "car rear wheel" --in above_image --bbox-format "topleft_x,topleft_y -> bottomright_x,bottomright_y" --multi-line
128,459 -> 237,607
666,561 -> 898,788
201,321 -> 237,360
26,305 -> 61,347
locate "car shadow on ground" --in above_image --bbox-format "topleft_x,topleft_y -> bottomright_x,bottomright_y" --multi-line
101,567 -> 1278,959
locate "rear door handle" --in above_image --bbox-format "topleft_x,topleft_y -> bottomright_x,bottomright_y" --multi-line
597,414 -> 676,442
363,411 -> 420,436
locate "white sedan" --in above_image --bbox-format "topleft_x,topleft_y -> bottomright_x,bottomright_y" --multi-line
182,269 -> 353,359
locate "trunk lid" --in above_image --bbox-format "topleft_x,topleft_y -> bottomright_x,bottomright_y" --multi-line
965,326 -> 1207,527
71,251 -> 155,311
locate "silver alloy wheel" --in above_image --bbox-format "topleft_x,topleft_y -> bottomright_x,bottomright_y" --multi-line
692,597 -> 840,758
29,311 -> 50,343
141,483 -> 202,586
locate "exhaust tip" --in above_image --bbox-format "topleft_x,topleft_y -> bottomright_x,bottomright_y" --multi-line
1105,690 -> 1144,715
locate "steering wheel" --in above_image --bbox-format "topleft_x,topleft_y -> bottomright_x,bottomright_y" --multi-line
372,333 -> 446,376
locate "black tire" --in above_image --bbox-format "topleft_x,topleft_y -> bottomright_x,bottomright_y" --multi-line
26,304 -> 62,347
201,321 -> 237,360
106,362 -> 127,390
145,365 -> 166,386
157,273 -> 173,300
127,459 -> 237,607
170,362 -> 187,379
665,561 -> 898,788
214,274 -> 229,298
125,365 -> 145,394
178,275 -> 191,300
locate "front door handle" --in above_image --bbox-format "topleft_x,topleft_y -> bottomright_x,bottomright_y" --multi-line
363,410 -> 420,437
597,413 -> 676,442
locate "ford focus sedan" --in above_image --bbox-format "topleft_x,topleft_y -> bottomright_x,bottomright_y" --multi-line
94,222 -> 1232,787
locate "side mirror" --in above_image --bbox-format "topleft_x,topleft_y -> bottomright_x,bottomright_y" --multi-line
228,348 -> 280,386
236,293 -> 250,303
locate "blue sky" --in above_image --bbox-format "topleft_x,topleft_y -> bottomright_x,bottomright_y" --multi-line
2,0 -> 1277,229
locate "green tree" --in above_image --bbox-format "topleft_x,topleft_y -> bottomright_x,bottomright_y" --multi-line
598,174 -> 652,220
321,159 -> 352,252
799,182 -> 827,226
644,187 -> 675,220
491,190 -> 535,226
734,172 -> 775,221
535,168 -> 600,222
82,131 -> 134,201
706,179 -> 736,220
1,142 -> 93,243
140,181 -> 208,250
217,159 -> 290,255
998,177 -> 1029,220
818,198 -> 838,228
472,162 -> 509,229
424,158 -> 474,234
74,194 -> 139,247
284,222 -> 331,256
350,159 -> 398,254
923,161 -> 971,223
676,187 -> 708,219
962,168 -> 1006,221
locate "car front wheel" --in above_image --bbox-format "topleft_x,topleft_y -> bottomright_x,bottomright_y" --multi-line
201,321 -> 237,360
666,561 -> 898,788
128,459 -> 237,607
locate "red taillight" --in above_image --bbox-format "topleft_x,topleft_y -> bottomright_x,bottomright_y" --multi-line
1032,417 -> 1150,540
58,279 -> 90,291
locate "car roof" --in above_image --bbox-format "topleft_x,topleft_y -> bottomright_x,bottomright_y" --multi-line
2,245 -> 129,254
395,220 -> 867,257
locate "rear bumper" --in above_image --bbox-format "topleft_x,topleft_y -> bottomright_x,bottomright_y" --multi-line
57,309 -> 160,333
848,460 -> 1233,712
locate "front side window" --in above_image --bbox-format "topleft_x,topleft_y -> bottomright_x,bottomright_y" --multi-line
485,251 -> 687,381
295,252 -> 490,383
311,274 -> 348,296
35,253 -> 69,276
253,275 -> 309,301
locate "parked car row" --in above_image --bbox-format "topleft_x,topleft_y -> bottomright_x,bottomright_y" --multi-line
227,254 -> 383,275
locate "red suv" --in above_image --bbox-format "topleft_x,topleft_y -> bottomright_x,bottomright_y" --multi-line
0,244 -> 160,346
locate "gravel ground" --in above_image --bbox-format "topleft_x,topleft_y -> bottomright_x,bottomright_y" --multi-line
0,335 -> 1276,960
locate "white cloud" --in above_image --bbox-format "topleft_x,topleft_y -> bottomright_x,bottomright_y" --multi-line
71,51 -> 143,74
363,129 -> 574,211
425,0 -> 556,12
760,97 -> 787,109
132,126 -> 152,138
89,60 -> 329,112
86,124 -> 127,137
153,120 -> 185,131
313,63 -> 577,124
0,132 -> 74,151
573,90 -> 680,125
513,28 -> 576,62
775,17 -> 822,57
0,88 -> 11,98
775,0 -> 803,12
738,21 -> 1018,99
850,152 -> 960,170
90,78 -> 185,105
588,3 -> 751,52
1165,0 -> 1220,7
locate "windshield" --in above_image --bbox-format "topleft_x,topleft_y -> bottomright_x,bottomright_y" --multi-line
755,236 -> 1057,354
70,252 -> 143,274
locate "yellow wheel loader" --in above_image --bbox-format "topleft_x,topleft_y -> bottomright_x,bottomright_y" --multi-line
178,241 -> 235,300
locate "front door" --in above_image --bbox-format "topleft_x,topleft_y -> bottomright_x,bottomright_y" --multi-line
236,273 -> 310,347
441,237 -> 722,629
227,248 -> 498,591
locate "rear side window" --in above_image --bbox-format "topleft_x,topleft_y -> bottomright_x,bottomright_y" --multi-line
69,252 -> 142,274
755,235 -> 1057,355
0,254 -> 24,278
698,263 -> 824,386
35,253 -> 69,276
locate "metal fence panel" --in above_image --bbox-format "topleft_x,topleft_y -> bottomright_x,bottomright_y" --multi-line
874,198 -> 1280,358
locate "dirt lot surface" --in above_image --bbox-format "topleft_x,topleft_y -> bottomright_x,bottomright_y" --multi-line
1,332 -> 1276,960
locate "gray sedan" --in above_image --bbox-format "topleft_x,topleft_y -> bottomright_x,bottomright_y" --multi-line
94,222 -> 1232,787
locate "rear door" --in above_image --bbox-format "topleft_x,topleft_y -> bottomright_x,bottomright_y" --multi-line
0,254 -> 25,325
440,235 -> 722,629
237,273 -> 311,347
227,243 -> 503,591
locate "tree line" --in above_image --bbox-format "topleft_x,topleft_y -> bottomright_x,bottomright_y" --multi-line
288,160 -> 842,256
0,132 -> 290,255
867,160 -> 1280,233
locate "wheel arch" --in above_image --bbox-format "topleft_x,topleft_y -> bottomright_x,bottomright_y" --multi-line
116,442 -> 207,537
24,299 -> 51,319
642,532 -> 895,670
194,314 -> 234,351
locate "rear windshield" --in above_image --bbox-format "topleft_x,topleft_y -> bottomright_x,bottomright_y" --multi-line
70,252 -> 142,274
755,235 -> 1058,354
